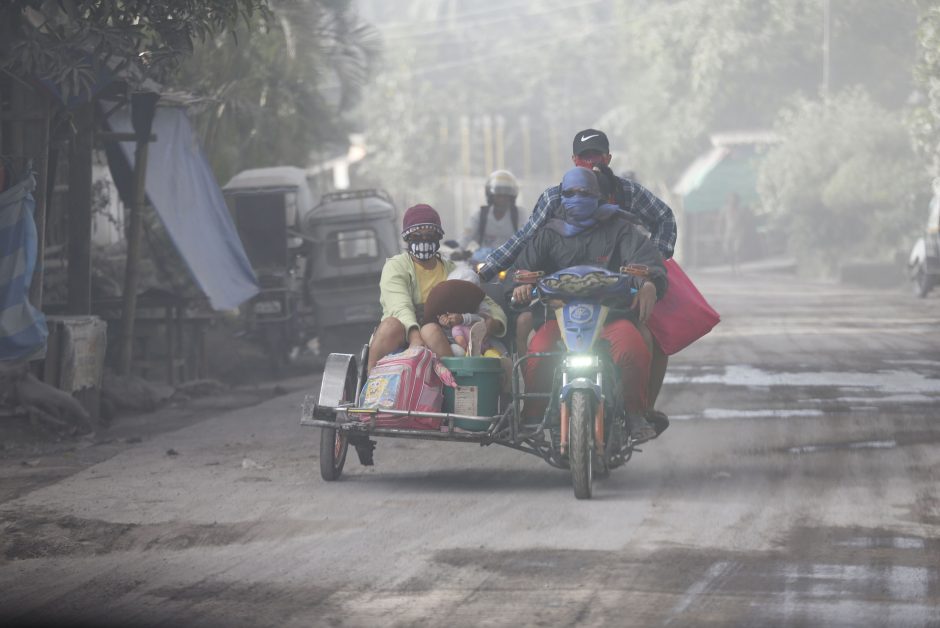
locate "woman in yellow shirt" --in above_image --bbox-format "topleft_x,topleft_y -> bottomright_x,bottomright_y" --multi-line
369,204 -> 507,372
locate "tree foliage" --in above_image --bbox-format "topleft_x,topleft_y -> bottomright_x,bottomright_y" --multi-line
601,0 -> 917,183
758,89 -> 927,274
911,0 -> 940,180
173,0 -> 381,182
356,0 -> 917,195
1,0 -> 380,182
0,0 -> 270,102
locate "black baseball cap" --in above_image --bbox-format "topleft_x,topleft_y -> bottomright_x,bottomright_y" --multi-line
572,128 -> 609,155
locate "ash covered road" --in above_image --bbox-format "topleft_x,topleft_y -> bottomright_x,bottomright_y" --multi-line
2,270 -> 940,627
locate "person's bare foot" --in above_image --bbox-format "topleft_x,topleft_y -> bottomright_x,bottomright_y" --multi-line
468,321 -> 487,356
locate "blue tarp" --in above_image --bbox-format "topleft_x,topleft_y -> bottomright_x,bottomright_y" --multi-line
0,176 -> 48,360
107,106 -> 258,310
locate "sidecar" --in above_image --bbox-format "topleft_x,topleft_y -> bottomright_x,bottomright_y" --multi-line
300,265 -> 648,499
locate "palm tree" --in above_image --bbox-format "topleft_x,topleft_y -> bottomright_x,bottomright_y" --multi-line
174,0 -> 381,180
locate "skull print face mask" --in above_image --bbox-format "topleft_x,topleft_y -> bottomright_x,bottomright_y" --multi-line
408,238 -> 440,260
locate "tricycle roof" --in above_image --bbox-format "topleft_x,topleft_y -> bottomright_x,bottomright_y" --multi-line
305,189 -> 397,226
223,166 -> 314,198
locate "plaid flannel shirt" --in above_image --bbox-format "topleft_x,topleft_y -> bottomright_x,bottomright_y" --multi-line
479,176 -> 677,281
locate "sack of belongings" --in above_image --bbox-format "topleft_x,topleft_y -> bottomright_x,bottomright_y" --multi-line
647,259 -> 720,355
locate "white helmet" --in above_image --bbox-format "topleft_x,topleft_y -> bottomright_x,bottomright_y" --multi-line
485,170 -> 519,202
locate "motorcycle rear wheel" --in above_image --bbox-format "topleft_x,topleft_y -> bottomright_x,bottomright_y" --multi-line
569,390 -> 594,499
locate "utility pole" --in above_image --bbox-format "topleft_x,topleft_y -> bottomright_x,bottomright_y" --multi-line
495,115 -> 505,171
104,92 -> 159,376
822,0 -> 831,98
66,102 -> 94,315
482,115 -> 494,176
459,115 -> 471,178
521,115 -> 531,180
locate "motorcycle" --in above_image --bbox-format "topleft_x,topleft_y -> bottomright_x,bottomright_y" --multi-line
301,264 -> 649,500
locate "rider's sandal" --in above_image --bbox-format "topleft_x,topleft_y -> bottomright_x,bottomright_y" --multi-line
645,409 -> 670,438
630,417 -> 657,445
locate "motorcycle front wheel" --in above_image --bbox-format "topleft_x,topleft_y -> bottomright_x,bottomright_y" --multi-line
568,390 -> 594,499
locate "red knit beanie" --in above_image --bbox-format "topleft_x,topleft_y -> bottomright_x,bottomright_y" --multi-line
402,204 -> 444,238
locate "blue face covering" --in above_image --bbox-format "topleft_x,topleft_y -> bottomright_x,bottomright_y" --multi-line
562,193 -> 601,224
551,199 -> 623,236
549,168 -> 624,236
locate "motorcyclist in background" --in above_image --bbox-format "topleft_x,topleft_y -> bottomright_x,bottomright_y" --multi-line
460,170 -> 524,250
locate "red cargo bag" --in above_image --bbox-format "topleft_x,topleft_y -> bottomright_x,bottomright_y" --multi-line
360,346 -> 456,429
647,259 -> 720,355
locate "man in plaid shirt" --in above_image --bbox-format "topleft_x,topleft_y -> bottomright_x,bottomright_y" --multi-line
481,128 -> 677,422
479,129 -> 676,280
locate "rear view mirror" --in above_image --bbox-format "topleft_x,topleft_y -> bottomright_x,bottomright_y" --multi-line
513,270 -> 544,284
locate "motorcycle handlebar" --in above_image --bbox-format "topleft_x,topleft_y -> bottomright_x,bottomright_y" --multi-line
509,287 -> 539,309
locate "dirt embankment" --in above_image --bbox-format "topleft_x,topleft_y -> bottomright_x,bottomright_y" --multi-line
0,371 -> 317,506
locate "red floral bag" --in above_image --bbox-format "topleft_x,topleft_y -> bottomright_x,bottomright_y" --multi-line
647,259 -> 720,355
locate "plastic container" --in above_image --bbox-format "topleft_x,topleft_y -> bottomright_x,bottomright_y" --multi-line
440,356 -> 503,430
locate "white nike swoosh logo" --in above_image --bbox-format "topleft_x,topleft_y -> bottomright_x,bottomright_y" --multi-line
580,134 -> 599,141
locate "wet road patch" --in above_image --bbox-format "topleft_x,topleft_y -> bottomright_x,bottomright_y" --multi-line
665,363 -> 940,421
787,440 -> 898,454
426,525 -> 940,626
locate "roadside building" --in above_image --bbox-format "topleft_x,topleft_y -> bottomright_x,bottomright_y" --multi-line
673,132 -> 778,267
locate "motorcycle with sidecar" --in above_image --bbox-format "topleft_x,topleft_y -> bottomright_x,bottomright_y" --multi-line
301,264 -> 652,499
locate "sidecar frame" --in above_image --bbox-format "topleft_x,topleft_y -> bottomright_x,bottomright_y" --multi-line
299,350 -> 569,466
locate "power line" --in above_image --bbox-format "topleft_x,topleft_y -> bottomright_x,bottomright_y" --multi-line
379,0 -> 607,41
400,21 -> 620,78
378,0 -> 536,31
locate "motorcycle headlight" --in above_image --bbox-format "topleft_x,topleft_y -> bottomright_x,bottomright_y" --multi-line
565,354 -> 598,370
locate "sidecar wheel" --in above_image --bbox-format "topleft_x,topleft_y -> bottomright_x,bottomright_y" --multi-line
318,354 -> 356,481
569,390 -> 594,499
320,423 -> 349,481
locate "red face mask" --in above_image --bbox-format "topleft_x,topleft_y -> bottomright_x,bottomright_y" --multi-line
574,154 -> 607,169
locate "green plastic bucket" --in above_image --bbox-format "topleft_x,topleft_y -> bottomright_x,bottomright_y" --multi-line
440,356 -> 503,430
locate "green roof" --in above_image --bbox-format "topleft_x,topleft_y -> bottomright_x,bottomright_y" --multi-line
682,150 -> 762,214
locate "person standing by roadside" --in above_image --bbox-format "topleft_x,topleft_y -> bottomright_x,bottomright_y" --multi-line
720,192 -> 752,275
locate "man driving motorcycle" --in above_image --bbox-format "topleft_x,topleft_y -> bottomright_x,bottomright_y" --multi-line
512,167 -> 667,444
481,129 -> 676,412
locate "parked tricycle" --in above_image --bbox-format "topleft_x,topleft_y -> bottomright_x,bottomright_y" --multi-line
223,167 -> 315,368
301,264 -> 651,499
300,189 -> 399,356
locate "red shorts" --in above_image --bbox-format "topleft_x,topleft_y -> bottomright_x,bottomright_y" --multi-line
523,319 -> 651,417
